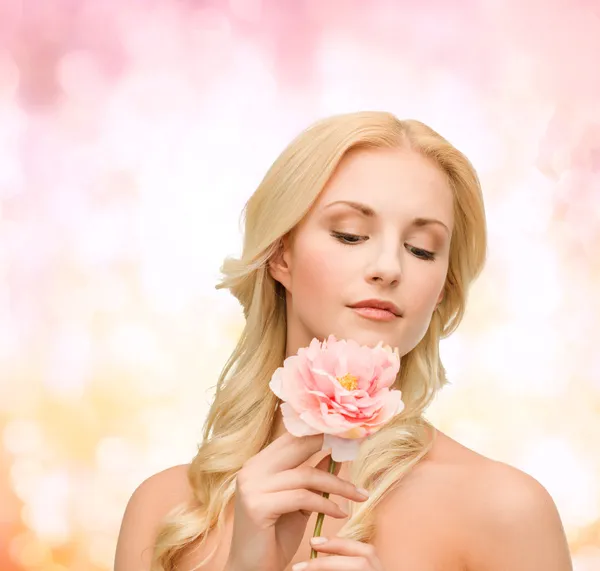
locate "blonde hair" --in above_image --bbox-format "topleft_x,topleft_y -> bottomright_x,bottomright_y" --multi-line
151,111 -> 487,569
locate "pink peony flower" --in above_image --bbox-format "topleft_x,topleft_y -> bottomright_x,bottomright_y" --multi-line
269,334 -> 404,462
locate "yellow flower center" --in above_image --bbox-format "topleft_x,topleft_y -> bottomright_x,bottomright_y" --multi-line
337,373 -> 358,391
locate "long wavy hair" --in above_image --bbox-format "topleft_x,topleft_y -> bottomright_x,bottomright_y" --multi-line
151,111 -> 487,570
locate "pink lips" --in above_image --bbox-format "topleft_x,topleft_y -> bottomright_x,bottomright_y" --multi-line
349,298 -> 402,322
351,307 -> 398,322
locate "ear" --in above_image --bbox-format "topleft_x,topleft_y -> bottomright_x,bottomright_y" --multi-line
268,234 -> 293,291
436,288 -> 444,306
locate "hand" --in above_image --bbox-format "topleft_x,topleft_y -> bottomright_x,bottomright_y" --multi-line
293,537 -> 384,570
226,432 -> 369,571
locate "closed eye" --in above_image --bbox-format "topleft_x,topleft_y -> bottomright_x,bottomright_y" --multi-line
331,231 -> 365,245
331,231 -> 436,261
408,246 -> 436,261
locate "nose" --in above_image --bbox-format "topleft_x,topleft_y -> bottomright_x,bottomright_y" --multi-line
365,243 -> 402,287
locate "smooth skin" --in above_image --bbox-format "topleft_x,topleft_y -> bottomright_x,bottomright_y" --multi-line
226,432 -> 368,571
115,147 -> 573,571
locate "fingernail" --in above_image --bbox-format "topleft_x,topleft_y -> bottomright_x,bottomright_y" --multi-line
292,563 -> 308,571
356,487 -> 370,498
310,536 -> 328,545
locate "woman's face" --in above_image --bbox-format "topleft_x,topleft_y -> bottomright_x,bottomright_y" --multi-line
269,146 -> 454,358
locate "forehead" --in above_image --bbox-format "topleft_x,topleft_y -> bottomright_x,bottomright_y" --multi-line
313,147 -> 454,225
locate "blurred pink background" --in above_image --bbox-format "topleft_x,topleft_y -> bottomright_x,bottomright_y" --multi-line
1,1 -> 599,569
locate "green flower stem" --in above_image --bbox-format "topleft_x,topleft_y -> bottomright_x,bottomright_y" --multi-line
310,455 -> 337,559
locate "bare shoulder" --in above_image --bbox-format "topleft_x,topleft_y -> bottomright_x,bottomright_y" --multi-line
372,430 -> 490,569
463,457 -> 573,570
374,429 -> 572,571
114,464 -> 195,571
430,431 -> 573,571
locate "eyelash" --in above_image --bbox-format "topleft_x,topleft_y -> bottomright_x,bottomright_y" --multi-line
331,231 -> 436,261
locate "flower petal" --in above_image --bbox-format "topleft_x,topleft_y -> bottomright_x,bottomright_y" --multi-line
310,367 -> 337,396
298,409 -> 332,433
362,389 -> 404,427
324,434 -> 364,462
280,403 -> 321,436
268,367 -> 285,400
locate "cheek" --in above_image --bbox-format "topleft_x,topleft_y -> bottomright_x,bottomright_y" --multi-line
407,263 -> 447,311
293,245 -> 346,300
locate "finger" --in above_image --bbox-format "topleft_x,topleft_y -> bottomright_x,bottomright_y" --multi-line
314,453 -> 343,476
266,466 -> 368,503
309,537 -> 378,561
304,453 -> 343,495
307,454 -> 338,496
248,432 -> 325,473
292,555 -> 368,570
262,489 -> 348,520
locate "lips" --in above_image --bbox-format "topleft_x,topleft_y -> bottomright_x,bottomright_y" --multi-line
349,299 -> 402,317
350,306 -> 398,322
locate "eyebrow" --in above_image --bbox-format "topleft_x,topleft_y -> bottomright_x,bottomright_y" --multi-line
323,200 -> 451,235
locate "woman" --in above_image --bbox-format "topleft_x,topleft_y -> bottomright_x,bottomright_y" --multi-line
115,111 -> 573,571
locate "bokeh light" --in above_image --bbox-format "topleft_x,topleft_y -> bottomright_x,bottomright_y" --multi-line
1,0 -> 599,569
